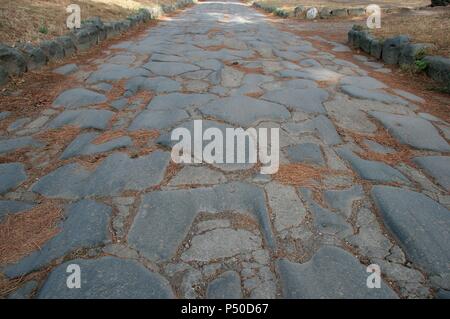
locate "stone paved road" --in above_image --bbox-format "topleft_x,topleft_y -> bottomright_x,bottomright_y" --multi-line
1,1 -> 450,299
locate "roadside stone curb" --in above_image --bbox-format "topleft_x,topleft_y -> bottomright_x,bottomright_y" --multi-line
0,0 -> 197,86
348,25 -> 450,88
252,2 -> 368,19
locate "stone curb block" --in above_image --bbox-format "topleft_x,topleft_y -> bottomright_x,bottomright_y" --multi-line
253,2 -> 366,19
0,0 -> 197,86
348,25 -> 450,87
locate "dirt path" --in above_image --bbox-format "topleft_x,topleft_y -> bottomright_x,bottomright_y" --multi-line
1,1 -> 449,299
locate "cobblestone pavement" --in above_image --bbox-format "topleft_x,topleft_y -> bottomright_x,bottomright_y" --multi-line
1,1 -> 450,299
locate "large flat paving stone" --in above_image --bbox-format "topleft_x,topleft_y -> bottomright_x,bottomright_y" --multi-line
340,76 -> 387,90
371,185 -> 450,274
143,61 -> 200,76
336,147 -> 409,184
278,67 -> 342,81
128,109 -> 189,130
128,182 -> 275,262
277,246 -> 398,298
38,257 -> 174,299
283,115 -> 342,146
286,143 -> 325,166
300,188 -> 352,237
181,228 -> 261,262
370,112 -> 450,152
261,88 -> 328,113
413,156 -> 450,191
0,163 -> 27,194
47,109 -> 114,130
4,200 -> 111,278
124,76 -> 181,96
342,85 -> 408,105
206,271 -> 243,299
324,95 -> 377,134
168,166 -> 227,186
32,151 -> 170,199
61,132 -> 132,159
147,93 -> 216,111
52,88 -> 107,109
86,64 -> 150,83
0,136 -> 43,154
199,96 -> 290,126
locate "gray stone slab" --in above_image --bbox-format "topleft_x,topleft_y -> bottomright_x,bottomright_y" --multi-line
413,156 -> 450,191
147,93 -> 216,111
0,163 -> 27,194
181,228 -> 261,262
128,109 -> 189,130
370,112 -> 450,152
199,96 -> 290,126
38,257 -> 174,298
261,88 -> 328,113
53,64 -> 78,75
32,151 -> 170,199
86,64 -> 150,83
61,132 -> 132,159
300,188 -> 352,237
266,182 -> 306,232
52,88 -> 107,109
342,85 -> 408,105
277,246 -> 398,298
286,143 -> 324,166
124,76 -> 181,96
47,109 -> 114,130
4,200 -> 111,278
128,182 -> 275,262
371,186 -> 450,275
207,271 -> 243,299
168,166 -> 226,185
336,147 -> 408,184
0,136 -> 43,154
143,61 -> 200,76
323,185 -> 364,218
363,139 -> 395,154
340,76 -> 387,90
7,280 -> 38,299
278,68 -> 342,81
324,96 -> 377,134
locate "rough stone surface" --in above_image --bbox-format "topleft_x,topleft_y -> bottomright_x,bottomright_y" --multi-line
32,152 -> 170,199
181,228 -> 261,261
0,44 -> 27,76
200,96 -> 290,126
128,182 -> 275,261
47,109 -> 114,130
336,147 -> 409,183
286,143 -> 324,165
372,186 -> 450,275
266,182 -> 306,232
370,111 -> 450,152
0,163 -> 27,194
413,156 -> 450,191
4,200 -> 112,278
0,136 -> 43,154
61,132 -> 132,159
52,88 -> 107,108
207,271 -> 243,299
261,88 -> 328,113
38,257 -> 174,298
277,246 -> 398,298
